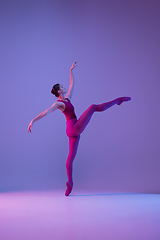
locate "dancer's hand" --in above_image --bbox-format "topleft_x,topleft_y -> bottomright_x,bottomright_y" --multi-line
70,61 -> 77,71
27,121 -> 33,133
117,97 -> 131,105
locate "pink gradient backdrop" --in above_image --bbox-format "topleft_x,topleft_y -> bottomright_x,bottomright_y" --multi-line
0,0 -> 160,193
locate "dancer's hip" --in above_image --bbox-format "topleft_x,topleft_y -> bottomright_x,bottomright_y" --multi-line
66,118 -> 78,137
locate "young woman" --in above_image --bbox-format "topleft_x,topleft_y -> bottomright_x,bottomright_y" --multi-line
28,62 -> 131,196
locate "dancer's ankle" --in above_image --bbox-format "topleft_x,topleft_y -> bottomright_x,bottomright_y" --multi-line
67,180 -> 73,184
65,181 -> 73,196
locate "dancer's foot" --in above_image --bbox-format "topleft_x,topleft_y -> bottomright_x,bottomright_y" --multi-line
65,181 -> 73,197
117,97 -> 131,105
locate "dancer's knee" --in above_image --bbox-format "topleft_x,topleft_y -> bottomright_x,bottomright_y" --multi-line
90,104 -> 98,112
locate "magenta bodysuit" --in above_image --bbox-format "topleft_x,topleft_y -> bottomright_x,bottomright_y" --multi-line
57,98 -> 79,138
58,98 -> 77,122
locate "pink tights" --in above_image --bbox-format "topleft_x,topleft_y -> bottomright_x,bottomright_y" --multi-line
65,100 -> 118,196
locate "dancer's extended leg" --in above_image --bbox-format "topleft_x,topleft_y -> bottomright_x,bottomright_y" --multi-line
65,135 -> 80,196
73,97 -> 131,136
72,99 -> 117,135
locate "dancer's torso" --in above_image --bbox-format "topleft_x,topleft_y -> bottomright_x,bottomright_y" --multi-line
57,98 -> 77,122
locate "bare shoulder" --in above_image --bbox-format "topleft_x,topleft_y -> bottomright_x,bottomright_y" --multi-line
54,101 -> 64,107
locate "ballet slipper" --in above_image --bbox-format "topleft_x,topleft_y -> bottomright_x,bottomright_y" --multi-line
65,181 -> 73,196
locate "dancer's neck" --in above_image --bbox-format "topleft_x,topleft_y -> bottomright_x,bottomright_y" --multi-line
58,94 -> 66,101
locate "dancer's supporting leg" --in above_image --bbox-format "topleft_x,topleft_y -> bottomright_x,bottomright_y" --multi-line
73,97 -> 131,136
65,135 -> 80,196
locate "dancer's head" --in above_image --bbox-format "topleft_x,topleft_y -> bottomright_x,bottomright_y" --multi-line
51,84 -> 66,97
51,84 -> 60,97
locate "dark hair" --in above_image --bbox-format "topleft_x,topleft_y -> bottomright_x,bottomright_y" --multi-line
51,83 -> 60,97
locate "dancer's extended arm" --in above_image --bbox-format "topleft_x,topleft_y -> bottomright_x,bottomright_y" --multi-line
27,101 -> 62,133
65,61 -> 77,100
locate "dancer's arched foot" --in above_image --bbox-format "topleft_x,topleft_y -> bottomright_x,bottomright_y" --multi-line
65,181 -> 73,196
117,97 -> 131,105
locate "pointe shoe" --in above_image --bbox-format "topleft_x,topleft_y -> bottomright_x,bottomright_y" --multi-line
65,181 -> 73,196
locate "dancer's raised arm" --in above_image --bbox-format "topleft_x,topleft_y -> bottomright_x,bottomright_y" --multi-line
27,101 -> 63,133
65,61 -> 77,100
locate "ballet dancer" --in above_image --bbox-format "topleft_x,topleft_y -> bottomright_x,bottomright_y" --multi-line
27,62 -> 131,196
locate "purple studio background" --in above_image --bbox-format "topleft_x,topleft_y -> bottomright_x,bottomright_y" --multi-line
0,0 -> 160,193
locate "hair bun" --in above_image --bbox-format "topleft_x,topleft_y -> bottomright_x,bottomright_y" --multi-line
51,88 -> 56,95
51,83 -> 60,97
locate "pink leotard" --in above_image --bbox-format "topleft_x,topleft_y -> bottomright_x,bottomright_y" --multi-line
57,98 -> 77,122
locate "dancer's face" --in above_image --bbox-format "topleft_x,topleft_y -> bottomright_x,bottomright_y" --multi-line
59,85 -> 66,94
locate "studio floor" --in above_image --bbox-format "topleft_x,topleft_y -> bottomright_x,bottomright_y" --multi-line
0,191 -> 159,240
